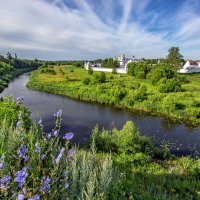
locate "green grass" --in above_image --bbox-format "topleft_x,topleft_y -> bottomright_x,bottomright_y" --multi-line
27,65 -> 200,125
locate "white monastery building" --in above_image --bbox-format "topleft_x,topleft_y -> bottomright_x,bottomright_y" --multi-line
84,54 -> 140,74
178,60 -> 200,73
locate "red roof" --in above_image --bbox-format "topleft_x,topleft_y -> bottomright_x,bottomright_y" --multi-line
189,60 -> 198,65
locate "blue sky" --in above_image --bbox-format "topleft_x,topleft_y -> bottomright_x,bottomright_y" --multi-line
0,0 -> 200,60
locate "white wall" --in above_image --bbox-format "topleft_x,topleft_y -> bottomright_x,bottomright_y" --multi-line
92,67 -> 127,74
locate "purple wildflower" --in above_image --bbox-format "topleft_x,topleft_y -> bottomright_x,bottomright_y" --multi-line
65,182 -> 69,189
40,177 -> 51,192
69,149 -> 75,157
18,193 -> 25,200
18,144 -> 28,158
54,109 -> 62,117
35,142 -> 41,153
63,132 -> 73,140
53,130 -> 58,137
28,194 -> 40,200
0,175 -> 10,189
0,156 -> 4,169
55,147 -> 65,164
16,121 -> 22,128
23,156 -> 28,162
22,188 -> 27,194
14,167 -> 28,188
41,154 -> 46,159
47,133 -> 52,139
16,96 -> 24,104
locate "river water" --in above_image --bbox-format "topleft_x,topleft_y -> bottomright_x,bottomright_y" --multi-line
1,73 -> 200,156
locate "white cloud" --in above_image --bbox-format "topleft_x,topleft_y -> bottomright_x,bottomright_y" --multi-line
0,0 -> 199,60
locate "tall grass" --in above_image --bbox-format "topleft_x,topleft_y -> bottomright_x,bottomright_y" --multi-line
0,99 -> 116,199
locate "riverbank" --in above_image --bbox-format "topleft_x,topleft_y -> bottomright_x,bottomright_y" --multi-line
27,65 -> 200,126
0,56 -> 39,92
0,68 -> 39,93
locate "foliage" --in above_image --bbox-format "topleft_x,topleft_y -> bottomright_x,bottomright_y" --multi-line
88,65 -> 93,75
91,121 -> 155,166
127,62 -> 150,79
0,97 -> 32,130
92,72 -> 106,83
0,100 -> 200,200
158,78 -> 182,93
167,47 -> 183,68
0,99 -> 116,199
41,67 -> 57,75
0,53 -> 40,92
82,77 -> 90,85
102,58 -> 120,68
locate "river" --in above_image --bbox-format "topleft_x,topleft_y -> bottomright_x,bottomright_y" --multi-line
1,73 -> 200,156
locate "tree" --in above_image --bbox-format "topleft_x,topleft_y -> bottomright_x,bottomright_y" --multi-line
6,52 -> 12,60
14,53 -> 18,59
167,47 -> 183,68
101,58 -> 120,68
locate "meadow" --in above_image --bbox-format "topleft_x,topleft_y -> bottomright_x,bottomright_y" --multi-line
0,97 -> 200,200
27,65 -> 200,126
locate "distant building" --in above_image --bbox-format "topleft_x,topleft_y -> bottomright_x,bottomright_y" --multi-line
178,60 -> 200,73
84,54 -> 141,74
117,54 -> 126,67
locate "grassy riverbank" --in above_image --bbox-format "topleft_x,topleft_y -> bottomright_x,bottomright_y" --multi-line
0,55 -> 40,92
27,65 -> 200,126
0,97 -> 200,199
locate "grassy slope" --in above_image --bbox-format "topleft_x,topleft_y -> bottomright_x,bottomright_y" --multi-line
27,65 -> 200,125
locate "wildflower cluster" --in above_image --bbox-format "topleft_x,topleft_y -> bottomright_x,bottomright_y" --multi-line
0,97 -> 75,199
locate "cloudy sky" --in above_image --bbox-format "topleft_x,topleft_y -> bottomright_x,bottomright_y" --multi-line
0,0 -> 200,60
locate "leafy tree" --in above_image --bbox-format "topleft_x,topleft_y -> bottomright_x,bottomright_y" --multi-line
127,62 -> 149,79
102,58 -> 119,68
167,47 -> 183,68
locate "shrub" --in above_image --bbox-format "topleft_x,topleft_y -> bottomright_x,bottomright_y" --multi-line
99,72 -> 106,83
88,66 -> 93,75
133,85 -> 148,102
90,121 -> 154,165
82,77 -> 90,85
41,67 -> 56,75
158,78 -> 182,93
112,67 -> 117,74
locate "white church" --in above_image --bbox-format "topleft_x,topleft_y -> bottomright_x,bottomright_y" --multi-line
84,54 -> 140,74
178,60 -> 200,73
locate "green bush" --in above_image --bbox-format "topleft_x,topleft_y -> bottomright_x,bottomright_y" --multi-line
159,78 -> 182,93
82,77 -> 90,85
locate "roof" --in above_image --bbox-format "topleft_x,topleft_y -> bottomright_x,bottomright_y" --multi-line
188,60 -> 198,65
